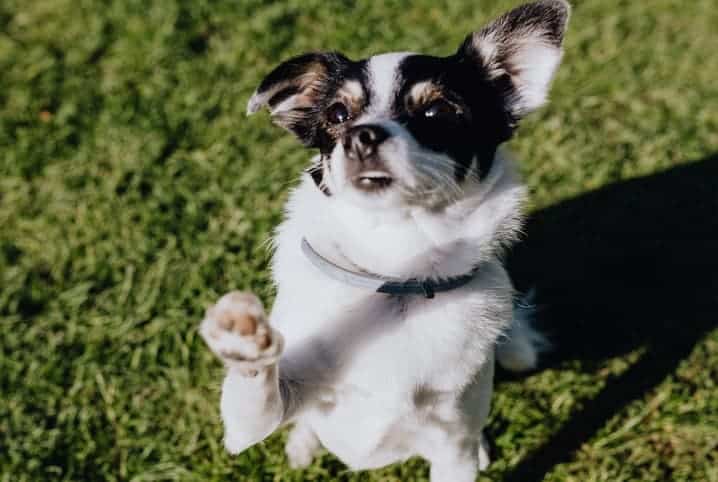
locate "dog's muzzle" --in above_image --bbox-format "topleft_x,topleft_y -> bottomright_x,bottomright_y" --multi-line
342,124 -> 393,191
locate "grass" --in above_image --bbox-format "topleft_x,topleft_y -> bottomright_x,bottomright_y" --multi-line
1,0 -> 717,481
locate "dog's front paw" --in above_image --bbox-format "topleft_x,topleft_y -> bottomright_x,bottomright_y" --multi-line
200,291 -> 283,375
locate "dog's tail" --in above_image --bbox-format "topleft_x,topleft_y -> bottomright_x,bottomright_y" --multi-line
496,289 -> 551,372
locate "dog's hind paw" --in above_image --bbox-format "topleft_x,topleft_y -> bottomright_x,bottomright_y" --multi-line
200,291 -> 283,375
286,423 -> 321,469
478,432 -> 491,471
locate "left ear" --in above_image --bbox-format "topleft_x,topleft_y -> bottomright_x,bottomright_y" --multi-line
460,0 -> 570,120
247,52 -> 349,146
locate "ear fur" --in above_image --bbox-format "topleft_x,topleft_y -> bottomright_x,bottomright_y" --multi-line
461,0 -> 570,119
247,52 -> 349,145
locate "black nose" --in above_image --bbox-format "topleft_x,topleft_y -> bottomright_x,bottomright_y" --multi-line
343,124 -> 390,160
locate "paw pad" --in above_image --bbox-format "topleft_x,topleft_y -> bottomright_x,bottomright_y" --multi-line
200,291 -> 282,373
216,310 -> 259,336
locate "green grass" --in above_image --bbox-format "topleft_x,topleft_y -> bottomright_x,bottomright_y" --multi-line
1,1 -> 717,481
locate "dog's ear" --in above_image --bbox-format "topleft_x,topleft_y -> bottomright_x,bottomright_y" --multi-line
459,0 -> 570,120
247,52 -> 348,145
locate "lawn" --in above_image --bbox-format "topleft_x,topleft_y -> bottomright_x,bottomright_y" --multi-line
1,0 -> 717,481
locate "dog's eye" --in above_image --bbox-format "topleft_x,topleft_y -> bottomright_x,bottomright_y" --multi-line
422,99 -> 460,119
327,102 -> 350,124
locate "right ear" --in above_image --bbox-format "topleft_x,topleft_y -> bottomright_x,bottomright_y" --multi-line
459,0 -> 570,121
247,52 -> 349,145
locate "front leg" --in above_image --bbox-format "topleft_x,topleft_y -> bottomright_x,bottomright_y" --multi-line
200,291 -> 288,454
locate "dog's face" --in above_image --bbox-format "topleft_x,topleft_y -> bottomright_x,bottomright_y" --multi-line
249,0 -> 569,209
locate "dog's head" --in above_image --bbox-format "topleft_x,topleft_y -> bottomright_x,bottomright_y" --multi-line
248,0 -> 569,209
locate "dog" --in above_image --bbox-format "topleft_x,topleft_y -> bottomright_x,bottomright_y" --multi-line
199,1 -> 569,480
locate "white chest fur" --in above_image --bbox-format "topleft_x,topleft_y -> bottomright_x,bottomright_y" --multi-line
272,246 -> 510,467
265,153 -> 523,467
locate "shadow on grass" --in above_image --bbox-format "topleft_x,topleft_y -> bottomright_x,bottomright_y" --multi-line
501,153 -> 718,481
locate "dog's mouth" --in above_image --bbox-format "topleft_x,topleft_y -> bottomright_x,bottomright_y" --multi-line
352,170 -> 394,191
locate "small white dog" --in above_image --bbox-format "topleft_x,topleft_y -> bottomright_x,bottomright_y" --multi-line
200,1 -> 569,480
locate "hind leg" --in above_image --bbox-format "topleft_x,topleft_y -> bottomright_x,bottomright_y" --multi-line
496,302 -> 549,372
496,324 -> 540,371
478,432 -> 490,470
285,421 -> 321,469
428,438 -> 479,482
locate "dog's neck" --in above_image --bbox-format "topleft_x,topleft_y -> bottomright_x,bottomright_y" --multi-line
295,150 -> 526,281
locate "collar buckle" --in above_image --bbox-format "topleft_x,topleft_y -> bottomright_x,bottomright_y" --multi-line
419,280 -> 435,299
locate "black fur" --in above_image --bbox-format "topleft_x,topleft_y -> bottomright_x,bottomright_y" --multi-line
394,54 -> 513,181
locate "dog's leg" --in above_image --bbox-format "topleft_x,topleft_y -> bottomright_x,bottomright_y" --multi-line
478,432 -> 490,471
200,291 -> 287,454
285,421 -> 321,469
496,316 -> 547,372
428,440 -> 479,482
496,290 -> 549,372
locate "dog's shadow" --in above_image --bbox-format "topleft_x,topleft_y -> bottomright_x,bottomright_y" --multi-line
501,153 -> 718,481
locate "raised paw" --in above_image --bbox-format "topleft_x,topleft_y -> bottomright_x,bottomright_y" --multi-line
200,291 -> 283,375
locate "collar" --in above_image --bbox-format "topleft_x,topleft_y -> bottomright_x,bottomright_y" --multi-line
301,238 -> 479,299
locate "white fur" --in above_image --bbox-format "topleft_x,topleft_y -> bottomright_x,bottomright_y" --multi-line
508,43 -> 563,113
365,53 -> 411,114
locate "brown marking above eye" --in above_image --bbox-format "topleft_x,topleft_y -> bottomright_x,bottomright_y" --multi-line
326,80 -> 366,126
407,81 -> 444,109
407,81 -> 467,120
339,79 -> 364,102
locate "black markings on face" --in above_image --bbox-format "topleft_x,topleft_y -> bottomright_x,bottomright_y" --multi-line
257,50 -> 514,189
255,2 -> 567,194
306,160 -> 331,196
394,54 -> 513,182
294,52 -> 514,187
310,62 -> 372,195
308,60 -> 371,156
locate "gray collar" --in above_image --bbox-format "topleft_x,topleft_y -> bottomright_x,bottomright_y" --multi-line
301,238 -> 479,299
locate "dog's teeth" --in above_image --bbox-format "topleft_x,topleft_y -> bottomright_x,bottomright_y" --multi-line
356,175 -> 393,189
358,171 -> 391,179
